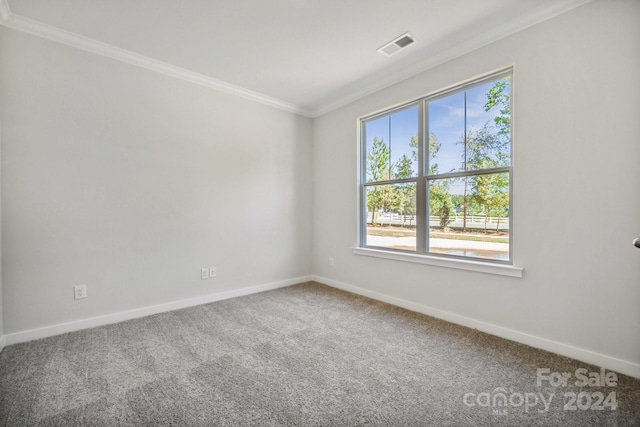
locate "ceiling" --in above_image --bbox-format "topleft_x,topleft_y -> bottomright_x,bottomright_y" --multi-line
0,0 -> 592,117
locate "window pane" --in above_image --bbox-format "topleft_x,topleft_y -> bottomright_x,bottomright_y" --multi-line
465,80 -> 511,171
427,77 -> 512,175
428,173 -> 509,261
390,107 -> 419,179
364,116 -> 390,182
364,106 -> 419,182
365,182 -> 417,251
359,70 -> 514,265
428,92 -> 465,175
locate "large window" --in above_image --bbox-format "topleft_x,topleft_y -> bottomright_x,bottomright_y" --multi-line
360,69 -> 512,263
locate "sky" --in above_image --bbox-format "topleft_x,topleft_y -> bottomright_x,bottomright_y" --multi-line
364,79 -> 510,183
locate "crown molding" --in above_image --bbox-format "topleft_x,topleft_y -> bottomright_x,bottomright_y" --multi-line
306,0 -> 594,117
0,1 -> 312,117
1,0 -> 592,119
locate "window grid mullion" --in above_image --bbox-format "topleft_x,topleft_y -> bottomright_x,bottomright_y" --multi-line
416,101 -> 426,253
360,68 -> 512,263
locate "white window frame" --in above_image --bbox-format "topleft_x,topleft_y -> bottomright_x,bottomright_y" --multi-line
354,68 -> 523,278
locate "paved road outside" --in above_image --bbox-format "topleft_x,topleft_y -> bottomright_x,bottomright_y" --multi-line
366,235 -> 509,261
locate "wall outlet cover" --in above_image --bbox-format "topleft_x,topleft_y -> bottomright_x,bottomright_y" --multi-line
74,285 -> 87,300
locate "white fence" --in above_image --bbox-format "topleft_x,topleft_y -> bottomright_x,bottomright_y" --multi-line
367,212 -> 509,230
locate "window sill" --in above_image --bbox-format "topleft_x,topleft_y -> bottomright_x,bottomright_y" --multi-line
352,247 -> 523,278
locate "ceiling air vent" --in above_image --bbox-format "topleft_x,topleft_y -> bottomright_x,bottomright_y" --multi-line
377,32 -> 416,56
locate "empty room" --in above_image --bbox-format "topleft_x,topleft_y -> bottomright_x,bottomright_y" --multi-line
0,0 -> 639,425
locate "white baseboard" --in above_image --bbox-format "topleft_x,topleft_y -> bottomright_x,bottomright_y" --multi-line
0,335 -> 6,353
312,275 -> 640,379
4,275 -> 312,346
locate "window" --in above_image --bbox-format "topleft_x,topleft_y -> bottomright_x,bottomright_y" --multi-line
359,69 -> 513,265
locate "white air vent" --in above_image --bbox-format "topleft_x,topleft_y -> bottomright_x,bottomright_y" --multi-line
377,33 -> 416,56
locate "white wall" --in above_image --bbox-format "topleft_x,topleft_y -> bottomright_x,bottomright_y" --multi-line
0,0 -> 638,378
312,0 -> 640,376
0,26 -> 312,336
0,89 -> 3,351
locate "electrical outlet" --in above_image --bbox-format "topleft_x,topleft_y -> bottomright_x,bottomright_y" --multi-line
74,284 -> 87,300
201,266 -> 216,280
329,257 -> 335,267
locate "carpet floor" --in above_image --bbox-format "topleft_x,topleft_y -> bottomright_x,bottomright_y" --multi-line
0,282 -> 639,426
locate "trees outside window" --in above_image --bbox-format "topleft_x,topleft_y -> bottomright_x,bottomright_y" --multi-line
361,70 -> 512,263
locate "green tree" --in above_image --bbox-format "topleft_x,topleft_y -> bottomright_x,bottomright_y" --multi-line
458,78 -> 512,231
395,153 -> 413,179
394,154 -> 416,227
461,125 -> 510,231
367,137 -> 390,182
410,135 -> 418,163
484,77 -> 511,136
430,182 -> 454,230
471,171 -> 509,232
466,123 -> 510,170
425,132 -> 453,230
409,132 -> 441,175
394,132 -> 440,227
428,132 -> 441,175
450,194 -> 464,214
366,137 -> 391,225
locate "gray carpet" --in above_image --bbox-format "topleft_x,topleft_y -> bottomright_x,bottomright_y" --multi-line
0,282 -> 639,426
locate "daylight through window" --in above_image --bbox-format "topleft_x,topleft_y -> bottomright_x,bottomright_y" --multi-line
360,69 -> 512,263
